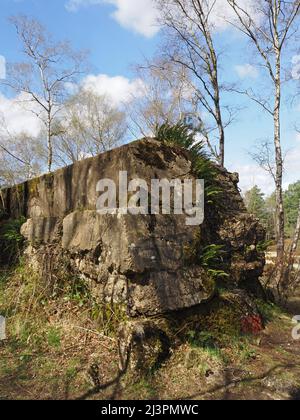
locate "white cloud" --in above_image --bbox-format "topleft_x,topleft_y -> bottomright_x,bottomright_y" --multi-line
160,0 -> 260,32
65,0 -> 159,38
235,64 -> 259,79
0,55 -> 6,80
80,73 -> 145,106
0,92 -> 42,138
0,73 -> 144,140
65,0 -> 260,38
283,145 -> 300,187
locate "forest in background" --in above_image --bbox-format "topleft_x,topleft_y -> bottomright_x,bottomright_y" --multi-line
245,182 -> 300,241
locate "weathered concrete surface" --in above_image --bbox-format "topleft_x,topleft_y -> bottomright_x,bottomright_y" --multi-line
1,138 -> 265,316
0,139 -> 192,220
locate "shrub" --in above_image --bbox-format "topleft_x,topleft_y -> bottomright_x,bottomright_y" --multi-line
0,216 -> 26,265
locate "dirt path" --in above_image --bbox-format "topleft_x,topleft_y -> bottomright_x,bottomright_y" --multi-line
208,319 -> 300,400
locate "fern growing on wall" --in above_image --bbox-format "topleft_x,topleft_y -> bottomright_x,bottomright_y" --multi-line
156,122 -> 228,279
155,122 -> 222,202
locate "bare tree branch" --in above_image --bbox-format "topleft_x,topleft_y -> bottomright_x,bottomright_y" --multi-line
1,15 -> 87,173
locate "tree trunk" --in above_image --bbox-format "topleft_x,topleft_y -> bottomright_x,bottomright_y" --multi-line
281,201 -> 300,293
288,202 -> 300,275
201,6 -> 225,168
47,116 -> 53,173
274,109 -> 285,262
274,33 -> 285,263
289,201 -> 300,262
217,115 -> 225,167
211,71 -> 225,167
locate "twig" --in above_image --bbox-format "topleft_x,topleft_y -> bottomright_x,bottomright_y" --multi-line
72,326 -> 117,343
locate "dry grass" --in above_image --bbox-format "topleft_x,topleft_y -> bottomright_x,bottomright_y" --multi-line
0,262 -> 122,400
1,261 -> 300,400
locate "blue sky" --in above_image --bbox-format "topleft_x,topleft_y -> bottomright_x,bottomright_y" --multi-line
0,0 -> 299,194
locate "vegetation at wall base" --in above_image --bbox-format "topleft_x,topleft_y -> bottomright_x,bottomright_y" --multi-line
0,216 -> 26,265
1,252 -> 297,400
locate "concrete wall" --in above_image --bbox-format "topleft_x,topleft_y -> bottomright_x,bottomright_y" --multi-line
0,138 -> 191,220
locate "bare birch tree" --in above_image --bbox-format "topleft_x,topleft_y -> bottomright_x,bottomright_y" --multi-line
2,15 -> 87,172
0,112 -> 45,186
249,140 -> 277,183
227,0 -> 300,263
54,90 -> 127,166
154,0 -> 234,166
289,201 -> 300,259
0,133 -> 45,186
131,60 -> 209,140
